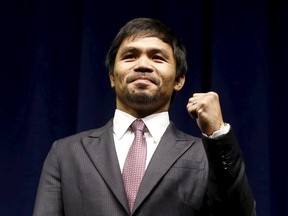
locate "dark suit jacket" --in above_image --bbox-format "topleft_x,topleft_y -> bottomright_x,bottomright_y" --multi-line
33,119 -> 256,216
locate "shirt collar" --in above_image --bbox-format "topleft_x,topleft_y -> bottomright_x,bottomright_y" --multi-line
113,109 -> 170,141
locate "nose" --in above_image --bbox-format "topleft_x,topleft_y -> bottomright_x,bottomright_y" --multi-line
134,58 -> 154,73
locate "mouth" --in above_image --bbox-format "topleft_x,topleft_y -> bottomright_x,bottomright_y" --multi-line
127,74 -> 159,85
132,78 -> 154,85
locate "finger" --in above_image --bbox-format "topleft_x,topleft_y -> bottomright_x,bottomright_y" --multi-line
192,93 -> 205,98
188,96 -> 200,105
187,101 -> 199,119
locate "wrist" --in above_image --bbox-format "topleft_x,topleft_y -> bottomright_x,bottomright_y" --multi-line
203,122 -> 230,139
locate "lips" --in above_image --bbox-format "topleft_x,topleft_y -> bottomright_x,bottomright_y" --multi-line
132,77 -> 154,85
127,74 -> 159,85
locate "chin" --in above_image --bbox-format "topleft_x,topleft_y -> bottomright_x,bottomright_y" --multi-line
127,92 -> 158,105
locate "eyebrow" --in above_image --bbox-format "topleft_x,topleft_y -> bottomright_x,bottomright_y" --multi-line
118,47 -> 138,56
118,47 -> 171,60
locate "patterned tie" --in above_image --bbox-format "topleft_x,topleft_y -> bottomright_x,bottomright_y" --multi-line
122,119 -> 147,212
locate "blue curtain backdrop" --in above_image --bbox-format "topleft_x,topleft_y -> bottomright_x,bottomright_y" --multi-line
1,0 -> 287,215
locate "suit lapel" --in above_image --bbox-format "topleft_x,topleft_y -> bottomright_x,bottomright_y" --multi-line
81,120 -> 129,213
133,122 -> 195,212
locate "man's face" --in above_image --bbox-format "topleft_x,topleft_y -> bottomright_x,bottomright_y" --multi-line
110,36 -> 185,116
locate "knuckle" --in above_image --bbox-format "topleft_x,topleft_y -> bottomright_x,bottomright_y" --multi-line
208,91 -> 218,100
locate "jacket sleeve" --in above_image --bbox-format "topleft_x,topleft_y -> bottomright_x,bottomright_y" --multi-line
202,128 -> 257,216
33,141 -> 64,216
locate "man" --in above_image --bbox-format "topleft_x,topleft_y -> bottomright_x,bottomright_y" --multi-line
33,17 -> 256,215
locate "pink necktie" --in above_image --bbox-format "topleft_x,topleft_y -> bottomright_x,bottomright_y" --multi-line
122,119 -> 147,212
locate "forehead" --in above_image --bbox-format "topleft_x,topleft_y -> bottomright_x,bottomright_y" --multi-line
118,36 -> 173,53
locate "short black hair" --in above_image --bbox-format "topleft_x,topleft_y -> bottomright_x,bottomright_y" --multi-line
105,17 -> 188,79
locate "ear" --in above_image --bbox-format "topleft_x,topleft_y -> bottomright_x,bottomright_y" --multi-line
109,72 -> 115,88
173,75 -> 185,92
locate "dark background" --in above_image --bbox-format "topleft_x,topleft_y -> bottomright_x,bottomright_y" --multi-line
1,0 -> 287,215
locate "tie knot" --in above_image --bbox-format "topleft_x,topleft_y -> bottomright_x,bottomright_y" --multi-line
131,119 -> 145,133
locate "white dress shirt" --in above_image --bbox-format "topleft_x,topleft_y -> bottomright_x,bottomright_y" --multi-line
113,109 -> 170,172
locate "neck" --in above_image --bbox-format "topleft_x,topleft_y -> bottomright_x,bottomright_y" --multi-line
116,106 -> 168,119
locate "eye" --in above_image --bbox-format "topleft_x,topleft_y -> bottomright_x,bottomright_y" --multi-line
122,53 -> 137,60
152,55 -> 165,62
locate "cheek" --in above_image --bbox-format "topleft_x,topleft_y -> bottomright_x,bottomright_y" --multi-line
160,70 -> 177,86
112,72 -> 126,89
157,64 -> 176,80
113,64 -> 127,82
